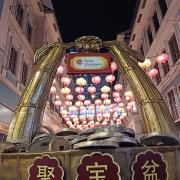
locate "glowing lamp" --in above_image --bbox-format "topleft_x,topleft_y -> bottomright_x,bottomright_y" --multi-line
124,91 -> 133,97
111,62 -> 117,72
114,84 -> 123,92
76,77 -> 87,86
156,53 -> 169,64
88,86 -> 96,94
57,66 -> 64,74
95,99 -> 102,105
101,86 -> 111,93
138,59 -> 151,69
112,92 -> 120,98
54,100 -> 61,106
92,76 -> 101,84
114,97 -> 121,103
101,93 -> 109,99
105,74 -> 115,84
148,68 -> 158,78
50,86 -> 56,94
78,94 -> 85,101
61,77 -> 71,86
75,87 -> 84,94
65,101 -> 72,106
84,100 -> 91,106
61,87 -> 71,95
75,101 -> 83,107
103,99 -> 111,105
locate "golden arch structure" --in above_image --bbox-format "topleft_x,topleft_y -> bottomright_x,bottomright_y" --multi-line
7,36 -> 177,143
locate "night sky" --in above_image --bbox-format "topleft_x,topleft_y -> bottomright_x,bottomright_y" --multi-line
52,0 -> 137,42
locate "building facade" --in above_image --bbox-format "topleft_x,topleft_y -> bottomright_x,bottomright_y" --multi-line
0,0 -> 62,140
129,0 -> 180,133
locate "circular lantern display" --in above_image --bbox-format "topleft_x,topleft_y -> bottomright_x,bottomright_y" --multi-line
101,93 -> 109,99
114,84 -> 123,92
57,66 -> 64,74
78,94 -> 85,101
95,99 -> 102,105
88,86 -> 96,94
112,92 -> 120,98
101,86 -> 111,93
76,77 -> 87,86
61,87 -> 71,95
148,68 -> 158,78
111,62 -> 117,72
61,77 -> 71,86
105,74 -> 115,84
65,94 -> 73,101
103,99 -> 111,105
54,100 -> 61,106
50,86 -> 56,94
92,76 -> 101,84
84,100 -> 91,106
156,53 -> 169,64
75,87 -> 84,94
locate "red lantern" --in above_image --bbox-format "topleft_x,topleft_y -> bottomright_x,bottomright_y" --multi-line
75,87 -> 84,94
50,86 -> 56,94
112,92 -> 120,98
57,66 -> 64,74
105,74 -> 115,84
92,76 -> 101,84
78,94 -> 85,101
101,93 -> 109,99
148,68 -> 158,78
114,84 -> 123,91
65,94 -> 73,101
156,53 -> 169,64
88,86 -> 96,94
111,62 -> 117,72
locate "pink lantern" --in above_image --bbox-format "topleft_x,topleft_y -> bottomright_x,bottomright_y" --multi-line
61,77 -> 71,86
54,100 -> 61,106
50,86 -> 56,94
105,74 -> 115,84
65,94 -> 73,101
92,76 -> 101,84
84,100 -> 91,106
78,94 -> 85,101
101,93 -> 109,100
88,86 -> 96,94
102,121 -> 108,126
148,68 -> 158,78
95,122 -> 100,127
52,79 -> 56,84
95,99 -> 102,105
114,97 -> 121,103
156,53 -> 169,64
114,84 -> 123,92
75,87 -> 84,94
57,66 -> 64,74
112,92 -> 120,98
65,101 -> 72,106
126,105 -> 132,111
111,62 -> 118,72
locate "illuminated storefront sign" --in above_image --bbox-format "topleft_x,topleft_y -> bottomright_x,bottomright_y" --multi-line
67,53 -> 111,74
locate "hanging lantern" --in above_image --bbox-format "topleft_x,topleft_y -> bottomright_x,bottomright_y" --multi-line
76,77 -> 87,86
92,76 -> 101,84
79,115 -> 86,121
75,87 -> 84,94
156,53 -> 169,64
126,105 -> 132,111
60,109 -> 68,115
105,74 -> 115,84
101,86 -> 111,93
56,95 -> 59,99
78,94 -> 85,101
148,68 -> 158,78
65,94 -> 73,101
57,66 -> 64,74
75,101 -> 83,107
103,99 -> 111,105
65,101 -> 72,106
61,77 -> 71,86
114,84 -> 123,92
114,97 -> 121,103
112,92 -> 120,98
84,100 -> 91,106
54,100 -> 62,106
95,99 -> 102,105
102,121 -> 108,126
124,91 -> 133,97
138,59 -> 151,69
50,86 -> 56,94
111,62 -> 117,72
88,86 -> 96,94
101,93 -> 109,99
61,87 -> 71,95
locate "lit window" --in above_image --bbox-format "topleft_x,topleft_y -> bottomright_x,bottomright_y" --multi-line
168,34 -> 180,64
167,89 -> 179,120
9,47 -> 18,75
